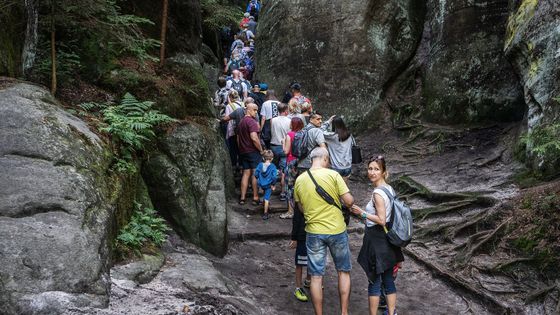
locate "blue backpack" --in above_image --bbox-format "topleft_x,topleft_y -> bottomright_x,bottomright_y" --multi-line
377,186 -> 413,247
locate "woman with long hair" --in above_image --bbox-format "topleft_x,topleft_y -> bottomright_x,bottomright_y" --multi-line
280,116 -> 305,219
224,90 -> 243,169
351,156 -> 404,315
323,116 -> 353,181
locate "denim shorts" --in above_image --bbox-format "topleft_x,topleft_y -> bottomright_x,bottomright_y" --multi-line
306,231 -> 352,276
332,167 -> 352,177
270,145 -> 287,171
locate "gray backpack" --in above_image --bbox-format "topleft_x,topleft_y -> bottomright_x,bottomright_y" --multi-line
378,186 -> 413,247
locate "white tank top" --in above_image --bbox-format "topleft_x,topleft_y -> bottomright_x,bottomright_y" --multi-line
365,185 -> 394,227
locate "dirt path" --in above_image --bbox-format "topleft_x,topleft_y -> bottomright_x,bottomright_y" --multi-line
216,122 -> 554,314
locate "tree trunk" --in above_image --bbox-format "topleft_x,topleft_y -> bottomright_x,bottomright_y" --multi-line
159,0 -> 169,66
50,0 -> 56,94
22,0 -> 38,77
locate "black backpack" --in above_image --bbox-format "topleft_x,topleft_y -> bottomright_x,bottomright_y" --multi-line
230,80 -> 244,95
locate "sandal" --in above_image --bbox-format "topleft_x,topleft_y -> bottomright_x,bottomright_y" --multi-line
239,199 -> 246,205
252,199 -> 260,206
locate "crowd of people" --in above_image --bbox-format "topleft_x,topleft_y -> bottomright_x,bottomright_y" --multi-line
213,2 -> 403,315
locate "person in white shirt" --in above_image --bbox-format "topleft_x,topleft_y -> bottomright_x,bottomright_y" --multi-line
269,102 -> 291,200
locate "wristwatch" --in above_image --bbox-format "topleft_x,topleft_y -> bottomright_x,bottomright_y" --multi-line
361,212 -> 367,219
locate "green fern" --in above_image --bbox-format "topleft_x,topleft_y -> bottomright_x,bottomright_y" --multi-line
116,202 -> 170,255
101,93 -> 175,173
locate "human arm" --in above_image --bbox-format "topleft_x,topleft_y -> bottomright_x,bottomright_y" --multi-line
351,193 -> 386,225
250,131 -> 263,153
283,135 -> 291,155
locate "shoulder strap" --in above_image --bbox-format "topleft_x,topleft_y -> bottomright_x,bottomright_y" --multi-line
376,186 -> 394,210
351,135 -> 356,146
306,170 -> 342,210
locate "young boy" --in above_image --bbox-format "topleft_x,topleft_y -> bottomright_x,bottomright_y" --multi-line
254,150 -> 277,220
289,208 -> 311,302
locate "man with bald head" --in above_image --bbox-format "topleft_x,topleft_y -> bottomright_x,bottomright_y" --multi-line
237,102 -> 263,204
226,70 -> 248,100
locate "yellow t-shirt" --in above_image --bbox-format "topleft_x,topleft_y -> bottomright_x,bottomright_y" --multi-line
294,168 -> 350,235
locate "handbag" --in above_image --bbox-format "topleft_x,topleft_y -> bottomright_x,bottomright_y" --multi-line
306,170 -> 350,225
351,136 -> 362,164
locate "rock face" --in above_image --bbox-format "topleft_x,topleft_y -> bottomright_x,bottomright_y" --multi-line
142,119 -> 233,257
0,79 -> 121,314
419,0 -> 525,123
504,0 -> 560,175
255,0 -> 525,125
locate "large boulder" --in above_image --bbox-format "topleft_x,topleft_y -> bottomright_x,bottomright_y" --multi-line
504,0 -> 560,176
0,79 -> 126,314
142,118 -> 233,257
255,0 -> 525,126
255,0 -> 425,125
419,0 -> 525,123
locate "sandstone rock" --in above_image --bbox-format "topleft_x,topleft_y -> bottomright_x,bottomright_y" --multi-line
256,0 -> 425,126
143,119 -> 232,257
111,254 -> 165,285
0,80 -> 118,314
418,0 -> 525,124
504,0 -> 560,176
256,0 -> 525,126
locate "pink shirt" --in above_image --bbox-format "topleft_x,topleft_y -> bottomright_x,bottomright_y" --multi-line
286,131 -> 296,163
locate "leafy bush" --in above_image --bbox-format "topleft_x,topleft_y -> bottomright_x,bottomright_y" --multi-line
200,0 -> 244,31
100,93 -> 175,173
522,123 -> 560,161
116,202 -> 170,255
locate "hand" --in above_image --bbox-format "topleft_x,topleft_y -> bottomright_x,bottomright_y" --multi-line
350,205 -> 362,215
289,240 -> 297,249
272,185 -> 276,191
328,115 -> 336,122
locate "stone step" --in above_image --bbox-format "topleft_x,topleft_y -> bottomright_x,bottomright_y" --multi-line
230,202 -> 288,214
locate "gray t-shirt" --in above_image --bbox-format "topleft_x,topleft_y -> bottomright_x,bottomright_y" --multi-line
270,115 -> 291,146
297,125 -> 326,169
324,132 -> 352,170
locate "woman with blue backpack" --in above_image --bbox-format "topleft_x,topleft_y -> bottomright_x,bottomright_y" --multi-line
350,156 -> 404,315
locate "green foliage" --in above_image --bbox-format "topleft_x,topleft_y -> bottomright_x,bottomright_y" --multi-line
522,123 -> 560,158
99,93 -> 175,173
510,193 -> 560,273
200,0 -> 244,31
33,0 -> 159,84
116,202 -> 170,255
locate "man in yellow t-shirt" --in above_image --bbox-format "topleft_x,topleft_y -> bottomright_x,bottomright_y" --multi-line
294,147 -> 354,315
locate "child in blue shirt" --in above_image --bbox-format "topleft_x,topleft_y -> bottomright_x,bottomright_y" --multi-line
254,150 -> 277,220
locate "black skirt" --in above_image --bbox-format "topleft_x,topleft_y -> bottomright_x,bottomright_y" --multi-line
357,225 -> 404,281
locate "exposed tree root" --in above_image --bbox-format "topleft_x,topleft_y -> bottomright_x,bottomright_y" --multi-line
493,258 -> 534,272
404,248 -> 513,314
461,295 -> 474,314
455,219 -> 511,264
414,200 -> 476,220
446,211 -> 491,239
477,148 -> 506,167
524,284 -> 557,303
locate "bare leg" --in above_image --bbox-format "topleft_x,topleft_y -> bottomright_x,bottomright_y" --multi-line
263,200 -> 269,214
295,265 -> 303,288
310,276 -> 323,315
368,296 -> 380,315
250,169 -> 258,201
280,172 -> 286,194
338,271 -> 351,315
386,293 -> 397,315
240,169 -> 251,201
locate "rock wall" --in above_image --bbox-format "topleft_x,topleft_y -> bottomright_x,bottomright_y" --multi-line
143,119 -> 233,257
504,0 -> 560,175
0,79 -> 130,314
255,0 -> 525,126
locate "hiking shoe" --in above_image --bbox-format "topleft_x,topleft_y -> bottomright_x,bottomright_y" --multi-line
262,213 -> 269,220
294,288 -> 308,302
303,279 -> 311,288
279,193 -> 287,201
279,212 -> 293,219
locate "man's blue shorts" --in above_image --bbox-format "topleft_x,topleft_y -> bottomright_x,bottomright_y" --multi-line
306,231 -> 352,276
